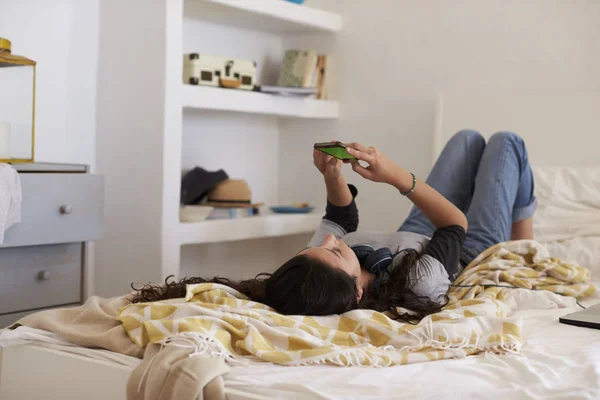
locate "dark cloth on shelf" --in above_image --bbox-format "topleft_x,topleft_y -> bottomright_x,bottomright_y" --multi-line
181,167 -> 228,205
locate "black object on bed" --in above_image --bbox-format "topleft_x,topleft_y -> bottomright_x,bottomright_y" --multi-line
559,304 -> 600,330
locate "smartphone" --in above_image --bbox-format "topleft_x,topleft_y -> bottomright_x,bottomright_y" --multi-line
314,141 -> 356,160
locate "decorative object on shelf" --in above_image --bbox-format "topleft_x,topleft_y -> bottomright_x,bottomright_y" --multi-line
205,179 -> 263,208
181,167 -> 228,205
183,54 -> 257,91
283,0 -> 305,4
270,205 -> 314,214
183,54 -> 220,87
278,49 -> 318,88
277,50 -> 329,100
315,55 -> 329,100
219,59 -> 256,90
258,85 -> 317,97
179,205 -> 214,222
0,37 -> 36,163
219,69 -> 242,89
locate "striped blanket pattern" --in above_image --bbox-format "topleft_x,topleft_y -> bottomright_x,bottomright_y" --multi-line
118,240 -> 595,367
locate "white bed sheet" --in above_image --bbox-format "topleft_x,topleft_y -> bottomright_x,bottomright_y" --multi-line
0,326 -> 140,369
225,294 -> 600,400
2,288 -> 600,400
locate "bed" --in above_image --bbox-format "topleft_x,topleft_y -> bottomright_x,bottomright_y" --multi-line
2,92 -> 600,400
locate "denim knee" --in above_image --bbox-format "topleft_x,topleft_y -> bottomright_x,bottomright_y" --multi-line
488,132 -> 528,161
451,129 -> 485,149
489,131 -> 524,148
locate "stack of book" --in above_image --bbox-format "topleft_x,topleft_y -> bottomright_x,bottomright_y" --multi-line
259,49 -> 328,99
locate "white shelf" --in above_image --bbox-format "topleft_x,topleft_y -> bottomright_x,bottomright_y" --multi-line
179,213 -> 323,245
182,85 -> 339,119
186,0 -> 342,34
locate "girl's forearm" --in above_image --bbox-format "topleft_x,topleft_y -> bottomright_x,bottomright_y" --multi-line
390,167 -> 468,230
325,176 -> 353,207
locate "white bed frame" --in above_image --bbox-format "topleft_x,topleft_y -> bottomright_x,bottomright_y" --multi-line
2,91 -> 599,400
0,344 -> 131,400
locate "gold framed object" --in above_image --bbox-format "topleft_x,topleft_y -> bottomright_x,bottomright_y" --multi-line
0,37 -> 36,163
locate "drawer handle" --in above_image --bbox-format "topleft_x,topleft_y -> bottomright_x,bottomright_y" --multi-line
38,270 -> 51,281
59,205 -> 73,215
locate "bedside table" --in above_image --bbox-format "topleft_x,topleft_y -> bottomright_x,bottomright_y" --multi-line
0,163 -> 104,327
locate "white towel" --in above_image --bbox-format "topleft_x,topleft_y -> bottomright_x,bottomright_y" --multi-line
0,163 -> 22,244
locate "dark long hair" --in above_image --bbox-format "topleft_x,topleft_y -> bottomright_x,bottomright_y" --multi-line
130,250 -> 445,323
359,249 -> 447,323
130,255 -> 358,316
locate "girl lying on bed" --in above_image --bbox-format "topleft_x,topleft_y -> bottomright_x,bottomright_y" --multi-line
132,130 -> 537,322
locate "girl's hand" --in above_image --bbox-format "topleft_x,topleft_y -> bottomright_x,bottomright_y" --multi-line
346,143 -> 468,230
313,148 -> 342,181
345,143 -> 402,185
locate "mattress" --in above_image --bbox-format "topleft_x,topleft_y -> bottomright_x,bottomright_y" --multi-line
3,167 -> 599,399
226,299 -> 600,400
2,286 -> 600,400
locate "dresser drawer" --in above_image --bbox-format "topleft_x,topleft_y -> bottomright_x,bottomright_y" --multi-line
0,244 -> 82,315
1,174 -> 104,248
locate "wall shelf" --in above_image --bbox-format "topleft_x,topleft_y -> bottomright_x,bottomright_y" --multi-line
95,0 -> 341,295
179,213 -> 322,245
185,0 -> 342,34
182,85 -> 339,119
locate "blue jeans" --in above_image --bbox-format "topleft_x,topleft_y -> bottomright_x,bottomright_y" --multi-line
398,130 -> 537,266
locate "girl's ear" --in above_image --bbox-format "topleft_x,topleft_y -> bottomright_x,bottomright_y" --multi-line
356,284 -> 363,302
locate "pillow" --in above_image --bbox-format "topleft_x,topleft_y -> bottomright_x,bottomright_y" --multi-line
533,167 -> 600,242
533,167 -> 600,278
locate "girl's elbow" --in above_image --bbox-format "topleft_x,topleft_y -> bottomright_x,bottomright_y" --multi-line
461,217 -> 468,232
457,214 -> 468,232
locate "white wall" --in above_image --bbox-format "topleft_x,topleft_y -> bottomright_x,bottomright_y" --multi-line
0,0 -> 99,166
94,0 -> 173,297
181,233 -> 311,280
280,0 -> 600,232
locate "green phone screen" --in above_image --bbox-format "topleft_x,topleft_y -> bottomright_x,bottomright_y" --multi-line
317,146 -> 355,160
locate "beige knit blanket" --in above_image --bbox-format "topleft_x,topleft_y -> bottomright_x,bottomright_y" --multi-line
14,295 -> 229,400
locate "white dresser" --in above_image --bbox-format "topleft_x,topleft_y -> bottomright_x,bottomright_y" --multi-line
0,163 -> 104,327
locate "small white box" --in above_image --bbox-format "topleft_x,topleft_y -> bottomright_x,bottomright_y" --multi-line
183,54 -> 257,91
222,59 -> 257,91
183,54 -> 224,87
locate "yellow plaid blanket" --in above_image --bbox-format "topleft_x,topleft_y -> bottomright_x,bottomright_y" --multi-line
118,240 -> 596,367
